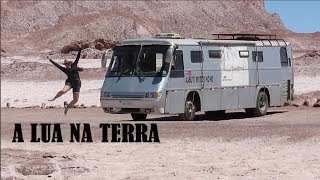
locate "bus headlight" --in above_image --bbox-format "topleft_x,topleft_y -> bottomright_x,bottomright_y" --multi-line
155,92 -> 162,99
101,91 -> 111,98
145,92 -> 161,99
145,92 -> 155,98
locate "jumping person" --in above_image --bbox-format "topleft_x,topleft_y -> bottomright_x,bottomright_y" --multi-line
48,49 -> 84,115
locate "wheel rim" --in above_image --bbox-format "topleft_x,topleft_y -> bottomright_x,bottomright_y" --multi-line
186,101 -> 195,118
259,95 -> 267,111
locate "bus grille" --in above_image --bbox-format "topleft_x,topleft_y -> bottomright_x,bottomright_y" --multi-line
111,95 -> 145,99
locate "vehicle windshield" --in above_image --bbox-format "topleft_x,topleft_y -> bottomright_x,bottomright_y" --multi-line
107,45 -> 171,77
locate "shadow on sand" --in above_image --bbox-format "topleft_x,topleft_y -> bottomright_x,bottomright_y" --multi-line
120,110 -> 287,122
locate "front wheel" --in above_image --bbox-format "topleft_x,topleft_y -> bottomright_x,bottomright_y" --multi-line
131,113 -> 147,121
179,99 -> 196,121
246,91 -> 269,117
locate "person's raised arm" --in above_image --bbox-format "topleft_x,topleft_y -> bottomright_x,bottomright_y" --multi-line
72,49 -> 82,67
49,59 -> 67,73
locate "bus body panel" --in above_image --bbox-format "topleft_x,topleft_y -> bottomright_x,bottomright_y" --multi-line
100,38 -> 294,115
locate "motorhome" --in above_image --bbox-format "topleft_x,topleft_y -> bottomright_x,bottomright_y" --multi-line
100,33 -> 293,121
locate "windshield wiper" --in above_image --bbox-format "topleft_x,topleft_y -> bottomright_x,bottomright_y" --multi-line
134,45 -> 146,80
117,70 -> 124,78
134,68 -> 145,80
117,67 -> 133,78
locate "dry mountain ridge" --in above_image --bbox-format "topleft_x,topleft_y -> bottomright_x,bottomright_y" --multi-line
1,0 -> 304,56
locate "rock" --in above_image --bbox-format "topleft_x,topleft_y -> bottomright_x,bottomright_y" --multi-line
25,105 -> 40,109
78,104 -> 87,108
41,103 -> 46,108
303,99 -> 317,107
94,42 -> 104,50
93,53 -> 101,59
43,154 -> 56,158
91,105 -> 97,108
290,97 -> 304,107
302,101 -> 308,106
313,99 -> 320,107
292,103 -> 300,107
94,38 -> 117,50
61,40 -> 90,54
16,159 -> 58,175
283,102 -> 291,106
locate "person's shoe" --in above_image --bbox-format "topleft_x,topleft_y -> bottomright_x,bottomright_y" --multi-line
64,107 -> 69,115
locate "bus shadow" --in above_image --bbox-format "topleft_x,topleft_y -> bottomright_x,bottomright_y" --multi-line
126,111 -> 287,122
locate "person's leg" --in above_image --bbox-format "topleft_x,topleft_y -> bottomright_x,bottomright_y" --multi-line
64,92 -> 79,115
48,85 -> 71,101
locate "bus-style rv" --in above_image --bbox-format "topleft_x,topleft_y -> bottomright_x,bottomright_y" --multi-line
100,33 -> 293,121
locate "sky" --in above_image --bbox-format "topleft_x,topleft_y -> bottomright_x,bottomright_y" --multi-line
264,1 -> 320,33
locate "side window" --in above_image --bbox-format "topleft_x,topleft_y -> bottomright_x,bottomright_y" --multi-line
190,51 -> 203,63
252,51 -> 263,62
208,50 -> 221,58
239,50 -> 249,58
280,47 -> 289,67
170,50 -> 184,78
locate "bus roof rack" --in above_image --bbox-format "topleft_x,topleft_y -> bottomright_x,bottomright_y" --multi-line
154,33 -> 181,39
211,33 -> 288,46
212,33 -> 277,40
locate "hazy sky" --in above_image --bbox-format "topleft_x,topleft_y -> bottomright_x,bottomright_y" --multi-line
264,1 -> 320,33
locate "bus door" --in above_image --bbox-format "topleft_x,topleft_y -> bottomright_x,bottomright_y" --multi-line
201,45 -> 222,111
166,49 -> 185,114
280,46 -> 293,101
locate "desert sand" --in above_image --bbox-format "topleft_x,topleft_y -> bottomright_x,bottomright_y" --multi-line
1,107 -> 320,179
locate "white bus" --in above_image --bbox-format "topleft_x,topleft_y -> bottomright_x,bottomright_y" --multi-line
100,33 -> 293,121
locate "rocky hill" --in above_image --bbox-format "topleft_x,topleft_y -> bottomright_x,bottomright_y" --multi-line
2,0 -> 318,56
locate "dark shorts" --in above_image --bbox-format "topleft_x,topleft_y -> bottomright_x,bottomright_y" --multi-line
65,79 -> 81,93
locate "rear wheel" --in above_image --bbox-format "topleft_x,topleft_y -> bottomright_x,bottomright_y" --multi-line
131,113 -> 147,121
179,99 -> 196,121
246,91 -> 269,117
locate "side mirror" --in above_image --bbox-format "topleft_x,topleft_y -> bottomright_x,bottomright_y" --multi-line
155,53 -> 163,72
101,49 -> 113,68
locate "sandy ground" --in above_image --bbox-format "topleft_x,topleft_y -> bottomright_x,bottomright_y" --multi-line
1,107 -> 320,179
1,79 -> 103,108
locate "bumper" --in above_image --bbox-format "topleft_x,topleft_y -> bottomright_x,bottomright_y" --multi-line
100,98 -> 165,114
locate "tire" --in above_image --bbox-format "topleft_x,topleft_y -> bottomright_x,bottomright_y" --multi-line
205,110 -> 226,118
249,91 -> 269,117
179,99 -> 196,121
131,113 -> 147,121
